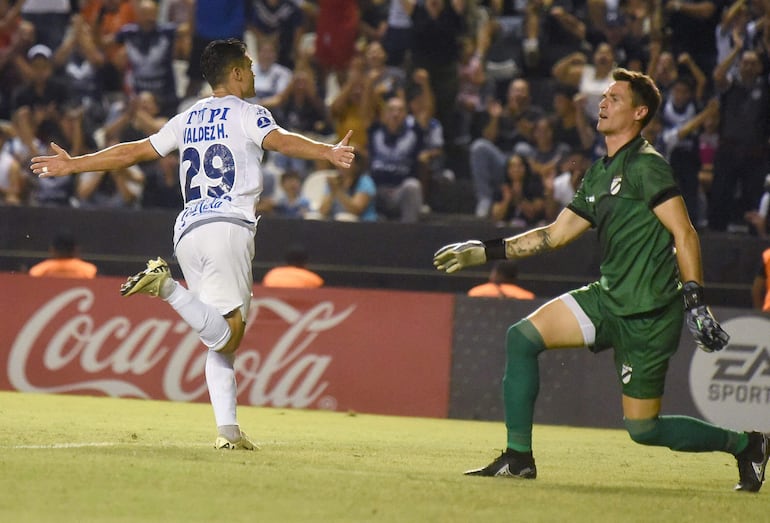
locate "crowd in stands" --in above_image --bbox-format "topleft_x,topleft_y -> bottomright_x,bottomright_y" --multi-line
0,0 -> 768,233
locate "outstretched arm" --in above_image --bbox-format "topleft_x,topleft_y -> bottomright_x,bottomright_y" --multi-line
503,207 -> 591,257
263,129 -> 355,169
32,139 -> 161,178
434,207 -> 590,273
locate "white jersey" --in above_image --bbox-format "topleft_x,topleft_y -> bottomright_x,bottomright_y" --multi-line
149,95 -> 280,247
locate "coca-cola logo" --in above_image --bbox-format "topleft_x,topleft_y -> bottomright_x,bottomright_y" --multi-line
8,288 -> 355,409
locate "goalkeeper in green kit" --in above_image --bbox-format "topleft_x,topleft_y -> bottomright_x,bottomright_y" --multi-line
434,68 -> 768,492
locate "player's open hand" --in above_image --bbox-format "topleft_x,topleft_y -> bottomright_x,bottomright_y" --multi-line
328,130 -> 355,169
433,240 -> 488,274
30,143 -> 73,178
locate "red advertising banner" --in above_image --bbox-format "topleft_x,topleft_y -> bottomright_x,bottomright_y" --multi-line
0,274 -> 454,418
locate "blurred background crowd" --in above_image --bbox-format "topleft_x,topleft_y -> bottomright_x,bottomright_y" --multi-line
0,0 -> 768,235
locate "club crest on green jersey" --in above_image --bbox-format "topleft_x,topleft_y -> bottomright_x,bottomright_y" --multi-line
610,175 -> 623,195
621,363 -> 632,384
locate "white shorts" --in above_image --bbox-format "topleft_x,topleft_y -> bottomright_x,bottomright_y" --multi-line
174,221 -> 255,318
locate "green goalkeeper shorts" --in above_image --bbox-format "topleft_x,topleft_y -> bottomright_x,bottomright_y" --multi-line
568,282 -> 684,399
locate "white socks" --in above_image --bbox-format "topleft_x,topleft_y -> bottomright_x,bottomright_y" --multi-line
205,349 -> 239,429
162,281 -> 231,350
160,281 -> 240,436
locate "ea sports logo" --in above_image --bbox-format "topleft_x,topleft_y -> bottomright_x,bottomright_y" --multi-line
689,317 -> 770,431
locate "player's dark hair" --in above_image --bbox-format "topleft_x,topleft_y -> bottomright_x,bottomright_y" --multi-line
201,38 -> 248,88
612,68 -> 661,129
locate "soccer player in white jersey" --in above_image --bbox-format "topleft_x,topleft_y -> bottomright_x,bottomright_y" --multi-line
32,38 -> 355,450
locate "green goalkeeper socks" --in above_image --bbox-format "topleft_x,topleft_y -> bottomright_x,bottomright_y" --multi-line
624,416 -> 748,454
501,319 -> 750,457
503,319 -> 546,453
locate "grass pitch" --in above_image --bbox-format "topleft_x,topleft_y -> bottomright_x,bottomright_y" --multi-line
0,391 -> 766,522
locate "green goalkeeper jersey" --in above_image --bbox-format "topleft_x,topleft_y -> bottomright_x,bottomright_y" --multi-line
568,135 -> 682,316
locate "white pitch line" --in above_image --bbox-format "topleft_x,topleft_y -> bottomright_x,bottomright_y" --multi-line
5,442 -> 212,449
6,442 -> 120,449
5,441 -> 288,450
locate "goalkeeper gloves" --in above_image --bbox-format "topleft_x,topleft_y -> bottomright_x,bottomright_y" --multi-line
433,239 -> 506,274
682,281 -> 730,353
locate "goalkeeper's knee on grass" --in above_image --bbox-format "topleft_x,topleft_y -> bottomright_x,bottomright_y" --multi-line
624,418 -> 662,446
623,417 -> 694,448
624,415 -> 740,453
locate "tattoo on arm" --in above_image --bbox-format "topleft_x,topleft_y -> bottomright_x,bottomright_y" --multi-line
505,229 -> 552,258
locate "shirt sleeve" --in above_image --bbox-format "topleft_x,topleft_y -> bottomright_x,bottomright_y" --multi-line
635,151 -> 680,208
567,167 -> 595,226
149,115 -> 182,156
243,104 -> 281,147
